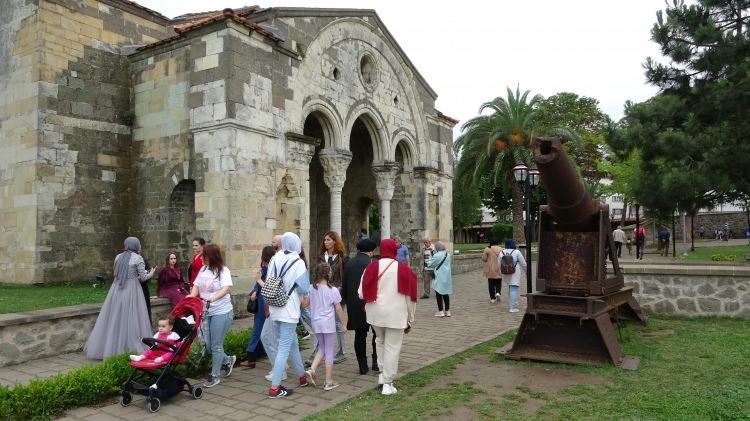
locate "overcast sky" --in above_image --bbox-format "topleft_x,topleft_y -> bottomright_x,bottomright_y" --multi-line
137,0 -> 665,131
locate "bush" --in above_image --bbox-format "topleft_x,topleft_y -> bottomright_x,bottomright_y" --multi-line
491,221 -> 513,242
0,328 -> 251,420
710,253 -> 736,262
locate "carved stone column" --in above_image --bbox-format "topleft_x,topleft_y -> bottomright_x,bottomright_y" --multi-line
319,148 -> 352,234
372,161 -> 400,239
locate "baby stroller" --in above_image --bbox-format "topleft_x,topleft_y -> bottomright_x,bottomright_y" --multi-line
120,296 -> 204,413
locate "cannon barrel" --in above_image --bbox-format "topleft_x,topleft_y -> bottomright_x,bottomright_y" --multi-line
533,137 -> 598,227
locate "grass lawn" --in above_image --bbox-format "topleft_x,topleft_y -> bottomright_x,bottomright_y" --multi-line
305,316 -> 750,420
684,244 -> 750,262
0,282 -> 108,314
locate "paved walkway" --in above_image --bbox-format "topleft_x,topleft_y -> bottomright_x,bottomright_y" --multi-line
4,269 -> 523,420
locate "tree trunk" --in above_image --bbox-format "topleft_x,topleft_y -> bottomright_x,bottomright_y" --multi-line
620,202 -> 628,227
511,177 -> 525,244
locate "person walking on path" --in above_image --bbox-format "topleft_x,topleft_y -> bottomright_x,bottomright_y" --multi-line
315,231 -> 347,364
499,239 -> 527,313
261,235 -> 286,381
267,232 -> 311,399
394,235 -> 410,266
427,242 -> 452,317
421,237 -> 436,299
187,237 -> 205,290
482,239 -> 503,303
241,245 -> 275,368
85,237 -> 155,360
190,244 -> 236,388
635,226 -> 646,260
305,263 -> 347,391
658,228 -> 671,257
358,238 -> 417,396
613,226 -> 627,258
157,251 -> 187,306
342,238 -> 378,375
626,235 -> 633,255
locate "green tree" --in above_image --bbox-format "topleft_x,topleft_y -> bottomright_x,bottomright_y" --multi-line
454,87 -> 577,242
644,0 -> 750,197
452,175 -> 483,230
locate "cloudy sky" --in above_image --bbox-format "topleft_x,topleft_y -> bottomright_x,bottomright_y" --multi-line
137,0 -> 665,131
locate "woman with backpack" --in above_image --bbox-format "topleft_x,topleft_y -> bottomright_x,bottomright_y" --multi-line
499,239 -> 527,313
426,242 -> 452,317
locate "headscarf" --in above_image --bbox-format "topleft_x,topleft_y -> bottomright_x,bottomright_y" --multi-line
361,238 -> 417,303
504,239 -> 516,249
271,232 -> 307,289
114,237 -> 140,289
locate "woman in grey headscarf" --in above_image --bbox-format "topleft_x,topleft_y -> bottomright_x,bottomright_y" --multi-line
84,237 -> 155,359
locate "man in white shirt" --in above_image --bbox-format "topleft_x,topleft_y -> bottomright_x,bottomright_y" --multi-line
613,226 -> 627,258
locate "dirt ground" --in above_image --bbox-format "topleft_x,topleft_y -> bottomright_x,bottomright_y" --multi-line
426,355 -> 608,419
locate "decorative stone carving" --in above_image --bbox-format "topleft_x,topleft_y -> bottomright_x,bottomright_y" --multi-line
372,161 -> 400,201
318,148 -> 352,234
286,132 -> 321,168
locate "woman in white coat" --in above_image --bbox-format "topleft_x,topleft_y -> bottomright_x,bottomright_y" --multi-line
499,239 -> 526,312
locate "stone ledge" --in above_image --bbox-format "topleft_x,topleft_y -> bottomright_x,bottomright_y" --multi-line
612,264 -> 750,277
0,297 -> 170,328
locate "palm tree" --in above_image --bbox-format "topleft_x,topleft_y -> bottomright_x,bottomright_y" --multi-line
454,87 -> 578,243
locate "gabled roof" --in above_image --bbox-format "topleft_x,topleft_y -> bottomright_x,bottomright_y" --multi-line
112,0 -> 169,21
172,5 -> 261,22
436,110 -> 459,126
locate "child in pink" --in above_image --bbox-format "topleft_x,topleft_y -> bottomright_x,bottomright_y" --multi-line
305,263 -> 347,391
129,318 -> 181,363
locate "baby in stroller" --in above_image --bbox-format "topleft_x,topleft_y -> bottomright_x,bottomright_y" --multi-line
129,318 -> 182,363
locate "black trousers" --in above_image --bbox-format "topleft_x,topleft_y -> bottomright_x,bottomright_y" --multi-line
436,293 -> 450,311
354,327 -> 378,363
615,241 -> 623,258
488,278 -> 502,299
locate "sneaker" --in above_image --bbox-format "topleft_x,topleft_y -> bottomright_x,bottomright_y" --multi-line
371,364 -> 380,373
154,357 -> 163,363
490,299 -> 496,303
323,382 -> 340,391
129,355 -> 144,362
265,371 -> 287,382
509,308 -> 520,313
305,369 -> 316,387
420,295 -> 430,299
434,311 -> 445,317
381,383 -> 397,395
445,310 -> 452,317
221,355 -> 237,378
299,374 -> 309,387
203,375 -> 220,388
333,353 -> 347,364
268,385 -> 293,399
495,292 -> 501,301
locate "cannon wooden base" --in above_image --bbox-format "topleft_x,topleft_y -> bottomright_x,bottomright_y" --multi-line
499,287 -> 647,369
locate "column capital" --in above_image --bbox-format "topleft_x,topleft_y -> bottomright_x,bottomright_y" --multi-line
372,160 -> 400,201
285,132 -> 321,167
319,148 -> 352,192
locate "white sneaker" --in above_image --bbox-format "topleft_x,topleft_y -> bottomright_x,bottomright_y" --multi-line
378,373 -> 384,385
381,383 -> 398,395
495,293 -> 501,301
129,355 -> 144,362
509,308 -> 520,313
445,310 -> 452,317
434,311 -> 445,317
265,371 -> 288,381
490,299 -> 496,303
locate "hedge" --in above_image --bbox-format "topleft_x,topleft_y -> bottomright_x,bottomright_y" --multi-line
0,329 -> 251,420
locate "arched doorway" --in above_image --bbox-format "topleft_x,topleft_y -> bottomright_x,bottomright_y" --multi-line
341,117 -> 379,253
167,179 -> 196,265
305,112 -> 331,252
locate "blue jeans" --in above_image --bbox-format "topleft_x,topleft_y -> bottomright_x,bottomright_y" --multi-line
271,321 -> 305,386
261,318 -> 279,364
206,311 -> 233,377
508,285 -> 519,310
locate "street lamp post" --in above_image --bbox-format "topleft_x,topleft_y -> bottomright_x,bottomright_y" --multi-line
513,163 -> 540,295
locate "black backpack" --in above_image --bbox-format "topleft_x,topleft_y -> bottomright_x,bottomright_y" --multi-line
500,251 -> 517,275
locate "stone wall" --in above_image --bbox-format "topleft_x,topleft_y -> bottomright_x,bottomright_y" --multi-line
619,266 -> 750,317
0,294 -> 250,367
452,253 -> 484,275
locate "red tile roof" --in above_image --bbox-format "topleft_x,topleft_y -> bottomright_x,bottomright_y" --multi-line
436,110 -> 459,125
135,8 -> 281,53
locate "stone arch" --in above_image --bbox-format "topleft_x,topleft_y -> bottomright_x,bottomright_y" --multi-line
391,129 -> 417,171
301,98 -> 343,149
344,104 -> 388,161
289,17 -> 431,165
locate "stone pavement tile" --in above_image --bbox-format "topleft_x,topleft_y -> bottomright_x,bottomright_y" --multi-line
82,413 -> 124,421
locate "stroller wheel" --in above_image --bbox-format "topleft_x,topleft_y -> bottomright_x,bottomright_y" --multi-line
147,397 -> 161,413
192,386 -> 203,399
120,391 -> 132,407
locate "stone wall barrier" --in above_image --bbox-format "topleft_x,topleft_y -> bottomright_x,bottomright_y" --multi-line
610,265 -> 750,317
0,295 -> 250,367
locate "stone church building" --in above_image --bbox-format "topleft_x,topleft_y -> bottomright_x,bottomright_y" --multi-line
1,0 -> 456,285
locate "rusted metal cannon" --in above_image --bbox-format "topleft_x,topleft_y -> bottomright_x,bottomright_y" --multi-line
500,137 -> 647,369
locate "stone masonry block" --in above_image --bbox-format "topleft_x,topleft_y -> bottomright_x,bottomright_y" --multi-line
698,298 -> 721,312
195,54 -> 219,72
